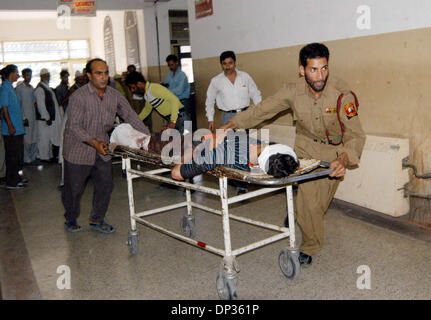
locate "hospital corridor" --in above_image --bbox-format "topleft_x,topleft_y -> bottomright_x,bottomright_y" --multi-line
1,0 -> 431,304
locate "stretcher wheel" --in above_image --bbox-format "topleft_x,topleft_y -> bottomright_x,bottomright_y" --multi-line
279,248 -> 300,279
180,215 -> 196,238
127,231 -> 139,255
216,270 -> 238,300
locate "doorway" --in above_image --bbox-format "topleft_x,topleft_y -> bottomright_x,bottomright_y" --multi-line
168,9 -> 196,131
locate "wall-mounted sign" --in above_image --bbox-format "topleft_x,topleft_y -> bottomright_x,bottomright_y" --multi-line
104,16 -> 116,76
195,0 -> 213,19
58,0 -> 96,17
125,11 -> 141,71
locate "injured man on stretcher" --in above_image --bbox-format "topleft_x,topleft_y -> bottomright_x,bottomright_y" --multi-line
109,123 -> 299,180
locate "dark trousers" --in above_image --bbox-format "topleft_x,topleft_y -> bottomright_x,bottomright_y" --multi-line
166,109 -> 191,135
62,156 -> 113,224
3,134 -> 24,186
181,98 -> 197,132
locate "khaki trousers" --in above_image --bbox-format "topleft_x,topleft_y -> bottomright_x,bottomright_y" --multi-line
295,173 -> 340,256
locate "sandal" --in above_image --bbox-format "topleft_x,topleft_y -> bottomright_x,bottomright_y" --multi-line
89,221 -> 116,234
64,220 -> 83,233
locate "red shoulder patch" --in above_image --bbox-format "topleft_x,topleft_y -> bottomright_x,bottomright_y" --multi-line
344,103 -> 357,119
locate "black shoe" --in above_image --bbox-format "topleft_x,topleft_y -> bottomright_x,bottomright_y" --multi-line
236,187 -> 248,195
0,177 -> 6,185
6,182 -> 26,190
182,187 -> 195,194
284,216 -> 289,228
298,252 -> 312,267
158,182 -> 179,189
20,177 -> 29,184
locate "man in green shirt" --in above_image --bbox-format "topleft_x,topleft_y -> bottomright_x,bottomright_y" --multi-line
125,71 -> 190,134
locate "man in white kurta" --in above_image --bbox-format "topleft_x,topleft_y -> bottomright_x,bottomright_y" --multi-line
16,68 -> 38,164
35,68 -> 62,162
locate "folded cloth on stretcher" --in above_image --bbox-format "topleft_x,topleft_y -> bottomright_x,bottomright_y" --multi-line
110,123 -> 151,151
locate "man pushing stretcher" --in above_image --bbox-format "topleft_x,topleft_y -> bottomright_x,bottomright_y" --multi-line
213,43 -> 365,266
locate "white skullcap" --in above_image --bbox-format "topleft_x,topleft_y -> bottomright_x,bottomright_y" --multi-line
258,144 -> 298,174
39,68 -> 50,76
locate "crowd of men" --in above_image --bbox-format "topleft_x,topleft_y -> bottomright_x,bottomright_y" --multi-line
0,57 -> 194,190
0,66 -> 85,188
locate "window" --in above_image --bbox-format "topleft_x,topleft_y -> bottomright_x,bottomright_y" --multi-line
179,45 -> 194,84
69,40 -> 90,59
0,39 -> 90,87
4,41 -> 69,62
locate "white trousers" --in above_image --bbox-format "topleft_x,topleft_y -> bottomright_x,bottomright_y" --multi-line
37,121 -> 54,160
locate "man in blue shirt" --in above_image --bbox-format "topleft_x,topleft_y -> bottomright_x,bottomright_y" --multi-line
164,54 -> 193,132
0,64 -> 27,189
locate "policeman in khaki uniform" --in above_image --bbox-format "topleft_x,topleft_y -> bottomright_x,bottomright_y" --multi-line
219,43 -> 366,266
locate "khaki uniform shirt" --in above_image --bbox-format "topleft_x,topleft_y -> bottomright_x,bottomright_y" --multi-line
231,76 -> 365,167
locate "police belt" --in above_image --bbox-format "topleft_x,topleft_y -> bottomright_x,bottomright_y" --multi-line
223,107 -> 249,114
312,136 -> 342,145
313,138 -> 330,145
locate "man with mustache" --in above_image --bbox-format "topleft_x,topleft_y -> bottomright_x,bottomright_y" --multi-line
205,50 -> 262,195
62,58 -> 149,233
125,71 -> 187,134
217,43 -> 365,267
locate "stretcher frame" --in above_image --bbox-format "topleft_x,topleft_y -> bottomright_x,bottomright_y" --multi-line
112,146 -> 333,300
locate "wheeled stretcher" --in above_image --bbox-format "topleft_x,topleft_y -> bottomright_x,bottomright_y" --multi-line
111,145 -> 333,300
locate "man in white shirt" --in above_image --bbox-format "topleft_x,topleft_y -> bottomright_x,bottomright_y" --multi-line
16,68 -> 38,164
35,68 -> 62,162
205,51 -> 262,194
205,51 -> 262,132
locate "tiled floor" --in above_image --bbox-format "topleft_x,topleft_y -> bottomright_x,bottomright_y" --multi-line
1,162 -> 431,300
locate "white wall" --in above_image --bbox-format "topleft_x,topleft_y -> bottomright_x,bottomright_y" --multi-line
0,11 -> 91,41
89,10 -> 148,75
143,0 -> 188,67
0,9 -> 148,77
187,0 -> 431,59
136,9 -> 148,76
89,10 -> 128,74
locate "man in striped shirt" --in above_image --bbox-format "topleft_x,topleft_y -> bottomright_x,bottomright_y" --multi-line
62,58 -> 150,233
171,131 -> 298,181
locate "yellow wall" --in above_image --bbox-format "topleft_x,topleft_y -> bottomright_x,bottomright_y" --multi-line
190,27 -> 431,193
